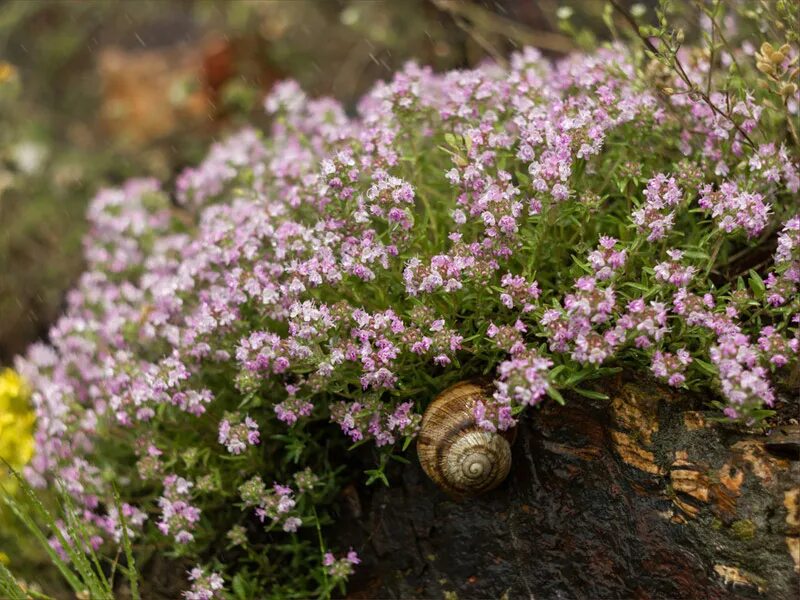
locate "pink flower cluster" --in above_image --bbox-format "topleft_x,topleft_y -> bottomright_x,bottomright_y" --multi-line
632,174 -> 683,241
274,383 -> 315,425
618,298 -> 670,349
698,181 -> 771,238
749,143 -> 800,194
218,413 -> 260,455
654,250 -> 698,287
176,128 -> 267,207
588,236 -> 627,281
775,216 -> 800,266
102,502 -> 148,545
769,215 -> 800,306
487,320 -> 527,355
332,398 -> 420,446
541,276 -> 618,364
239,473 -> 315,533
710,332 -> 775,417
499,272 -> 541,311
480,350 -> 554,431
183,567 -> 225,600
157,475 -> 201,544
757,326 -> 798,367
323,549 -> 361,580
651,349 -> 693,387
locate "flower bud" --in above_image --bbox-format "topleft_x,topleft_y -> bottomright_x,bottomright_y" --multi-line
756,61 -> 775,75
760,42 -> 775,56
769,51 -> 785,65
780,82 -> 798,97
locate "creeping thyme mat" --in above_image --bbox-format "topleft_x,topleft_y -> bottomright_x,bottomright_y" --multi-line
13,35 -> 799,598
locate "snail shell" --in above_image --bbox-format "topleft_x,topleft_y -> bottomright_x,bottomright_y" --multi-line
417,380 -> 515,496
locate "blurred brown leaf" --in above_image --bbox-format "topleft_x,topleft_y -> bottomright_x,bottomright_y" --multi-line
98,38 -> 235,146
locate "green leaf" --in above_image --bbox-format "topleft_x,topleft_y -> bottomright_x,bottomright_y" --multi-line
511,404 -> 526,416
624,282 -> 651,292
546,386 -> 566,405
748,270 -> 766,299
694,358 -> 718,376
0,464 -> 143,599
364,469 -> 389,487
347,437 -> 371,451
748,409 -> 776,420
58,490 -> 112,598
682,249 -> 709,261
233,573 -> 249,600
548,364 -> 567,381
573,388 -> 609,400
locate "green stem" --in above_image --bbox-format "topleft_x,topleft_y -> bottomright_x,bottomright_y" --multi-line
312,506 -> 330,600
528,199 -> 553,277
705,235 -> 724,277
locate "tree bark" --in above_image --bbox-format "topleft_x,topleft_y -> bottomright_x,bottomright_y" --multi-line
341,376 -> 800,599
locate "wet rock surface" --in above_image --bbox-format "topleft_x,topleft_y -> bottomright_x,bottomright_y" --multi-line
341,378 -> 800,599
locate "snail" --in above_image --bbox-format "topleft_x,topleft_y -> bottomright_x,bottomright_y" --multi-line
417,380 -> 515,496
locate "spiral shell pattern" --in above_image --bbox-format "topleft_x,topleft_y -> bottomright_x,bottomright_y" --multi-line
417,380 -> 514,496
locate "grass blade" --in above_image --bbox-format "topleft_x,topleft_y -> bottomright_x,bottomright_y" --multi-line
59,489 -> 112,597
113,485 -> 140,600
2,497 -> 85,593
0,562 -> 30,600
0,463 -> 120,599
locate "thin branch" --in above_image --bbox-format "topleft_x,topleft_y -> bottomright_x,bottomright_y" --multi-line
706,4 -> 715,97
431,0 -> 576,55
451,13 -> 509,68
693,0 -> 742,75
609,0 -> 659,54
609,0 -> 757,150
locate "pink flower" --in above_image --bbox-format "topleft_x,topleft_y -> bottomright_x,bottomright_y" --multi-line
651,348 -> 692,387
218,413 -> 260,455
698,181 -> 771,238
588,236 -> 627,280
157,475 -> 201,545
632,174 -> 683,241
654,250 -> 697,287
183,567 -> 224,600
710,332 -> 775,412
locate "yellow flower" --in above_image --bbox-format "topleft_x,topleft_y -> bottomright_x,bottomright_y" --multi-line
0,368 -> 23,399
0,61 -> 17,84
0,369 -> 36,492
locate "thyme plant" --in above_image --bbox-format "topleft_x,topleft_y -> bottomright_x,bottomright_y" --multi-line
8,1 -> 800,597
